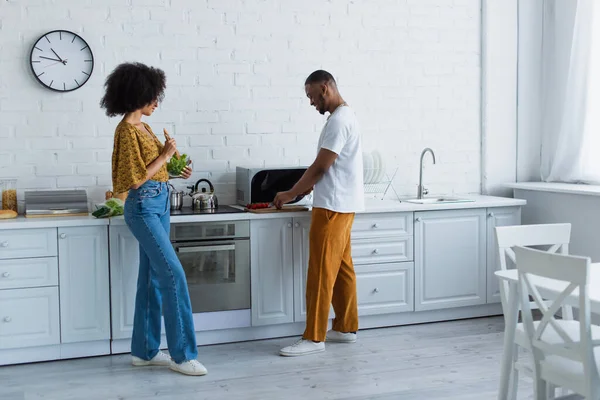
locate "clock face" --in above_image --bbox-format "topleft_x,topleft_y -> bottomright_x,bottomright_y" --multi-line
29,30 -> 94,92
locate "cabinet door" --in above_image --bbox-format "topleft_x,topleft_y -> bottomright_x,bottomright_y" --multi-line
250,218 -> 294,326
0,287 -> 60,349
292,216 -> 311,322
109,225 -> 140,339
414,209 -> 487,311
58,226 -> 110,343
356,262 -> 414,316
486,207 -> 521,303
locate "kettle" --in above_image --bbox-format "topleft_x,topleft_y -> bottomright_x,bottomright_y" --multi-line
189,179 -> 218,210
168,183 -> 184,210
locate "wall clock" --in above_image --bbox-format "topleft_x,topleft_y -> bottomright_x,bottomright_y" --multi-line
29,30 -> 94,92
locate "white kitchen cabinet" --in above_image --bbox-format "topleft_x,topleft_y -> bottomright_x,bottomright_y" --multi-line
292,216 -> 312,322
250,218 -> 294,326
486,206 -> 521,304
109,225 -> 140,339
58,226 -> 110,343
0,228 -> 57,260
414,209 -> 487,311
356,262 -> 414,316
0,287 -> 60,349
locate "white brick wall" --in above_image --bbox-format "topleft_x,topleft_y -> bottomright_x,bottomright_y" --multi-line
0,0 -> 481,205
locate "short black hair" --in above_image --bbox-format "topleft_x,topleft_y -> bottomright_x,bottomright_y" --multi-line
305,70 -> 336,85
100,62 -> 166,117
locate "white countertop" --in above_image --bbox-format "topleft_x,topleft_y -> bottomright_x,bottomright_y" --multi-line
506,182 -> 600,196
0,215 -> 109,230
0,195 -> 524,229
0,195 -> 526,230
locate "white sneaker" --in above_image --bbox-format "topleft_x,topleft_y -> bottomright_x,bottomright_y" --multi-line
131,350 -> 172,367
279,339 -> 325,357
326,330 -> 357,343
169,359 -> 208,376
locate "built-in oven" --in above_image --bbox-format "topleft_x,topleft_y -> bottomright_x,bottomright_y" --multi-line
170,220 -> 251,331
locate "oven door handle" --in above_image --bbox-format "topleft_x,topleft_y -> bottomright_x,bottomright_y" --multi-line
176,244 -> 236,253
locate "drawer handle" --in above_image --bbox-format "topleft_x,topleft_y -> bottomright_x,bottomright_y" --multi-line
60,233 -> 67,239
372,223 -> 379,229
0,241 -> 8,248
372,249 -> 379,255
3,317 -> 11,323
373,288 -> 379,293
2,272 -> 9,278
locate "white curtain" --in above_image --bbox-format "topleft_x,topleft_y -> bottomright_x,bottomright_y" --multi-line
540,0 -> 600,184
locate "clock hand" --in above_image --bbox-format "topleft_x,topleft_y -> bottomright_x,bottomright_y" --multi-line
45,60 -> 67,68
50,48 -> 64,63
39,56 -> 62,62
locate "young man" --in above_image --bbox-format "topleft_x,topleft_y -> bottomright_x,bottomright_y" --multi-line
273,70 -> 364,357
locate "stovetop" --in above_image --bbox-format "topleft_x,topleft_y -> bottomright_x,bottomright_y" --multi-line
170,205 -> 246,216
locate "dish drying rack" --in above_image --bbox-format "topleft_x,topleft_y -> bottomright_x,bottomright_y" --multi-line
363,166 -> 400,201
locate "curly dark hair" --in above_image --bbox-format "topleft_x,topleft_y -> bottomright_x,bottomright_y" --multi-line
100,62 -> 166,117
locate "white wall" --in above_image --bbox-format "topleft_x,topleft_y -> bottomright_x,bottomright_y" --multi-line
481,0 -> 518,197
0,0 -> 482,205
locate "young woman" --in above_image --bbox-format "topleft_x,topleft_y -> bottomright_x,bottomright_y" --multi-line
100,62 -> 206,376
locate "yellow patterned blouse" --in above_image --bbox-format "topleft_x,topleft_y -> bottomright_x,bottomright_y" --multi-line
111,121 -> 168,195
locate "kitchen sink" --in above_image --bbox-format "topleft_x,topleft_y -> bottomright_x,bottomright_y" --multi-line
402,197 -> 475,204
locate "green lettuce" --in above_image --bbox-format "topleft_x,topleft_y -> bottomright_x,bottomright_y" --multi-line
167,154 -> 189,176
92,198 -> 124,218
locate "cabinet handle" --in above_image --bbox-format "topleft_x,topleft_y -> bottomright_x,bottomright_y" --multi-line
415,218 -> 421,222
3,317 -> 11,323
0,241 -> 8,248
294,222 -> 300,228
2,272 -> 9,278
373,288 -> 379,293
488,212 -> 495,218
60,233 -> 67,239
372,223 -> 379,229
372,249 -> 379,255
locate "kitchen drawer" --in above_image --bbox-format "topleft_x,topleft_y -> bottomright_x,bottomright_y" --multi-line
0,287 -> 60,349
352,213 -> 413,239
0,229 -> 57,260
352,237 -> 413,265
356,262 -> 414,316
0,257 -> 58,290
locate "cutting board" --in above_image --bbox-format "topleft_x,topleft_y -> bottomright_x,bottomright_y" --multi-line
25,212 -> 90,218
246,206 -> 309,214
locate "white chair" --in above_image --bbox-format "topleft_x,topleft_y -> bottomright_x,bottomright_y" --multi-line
515,246 -> 600,399
495,223 -> 573,399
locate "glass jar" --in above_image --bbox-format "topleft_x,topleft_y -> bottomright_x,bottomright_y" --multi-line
0,179 -> 17,212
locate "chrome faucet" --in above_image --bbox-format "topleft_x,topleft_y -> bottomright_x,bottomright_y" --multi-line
417,148 -> 436,199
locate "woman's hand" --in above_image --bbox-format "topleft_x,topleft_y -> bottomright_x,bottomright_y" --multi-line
181,166 -> 192,179
161,138 -> 177,160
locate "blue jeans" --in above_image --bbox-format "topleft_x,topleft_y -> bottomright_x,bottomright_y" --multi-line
124,180 -> 198,364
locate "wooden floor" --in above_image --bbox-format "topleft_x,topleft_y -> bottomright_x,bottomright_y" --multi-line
0,316 -> 533,400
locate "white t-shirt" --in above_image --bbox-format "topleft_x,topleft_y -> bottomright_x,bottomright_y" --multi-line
312,105 -> 364,213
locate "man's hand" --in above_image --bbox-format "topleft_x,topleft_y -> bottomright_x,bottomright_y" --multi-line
273,191 -> 296,209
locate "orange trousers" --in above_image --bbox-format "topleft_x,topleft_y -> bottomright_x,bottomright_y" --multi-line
303,207 -> 358,342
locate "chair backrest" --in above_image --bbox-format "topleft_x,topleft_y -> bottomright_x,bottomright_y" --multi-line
495,223 -> 571,272
514,246 -> 597,397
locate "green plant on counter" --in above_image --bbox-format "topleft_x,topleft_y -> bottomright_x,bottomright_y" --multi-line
92,198 -> 124,218
167,153 -> 189,176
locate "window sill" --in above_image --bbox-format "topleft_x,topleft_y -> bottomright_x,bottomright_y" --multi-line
505,182 -> 600,197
